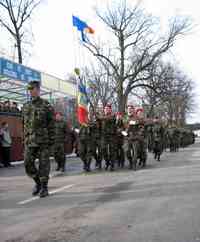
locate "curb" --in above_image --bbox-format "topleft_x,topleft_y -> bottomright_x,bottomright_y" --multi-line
10,153 -> 77,166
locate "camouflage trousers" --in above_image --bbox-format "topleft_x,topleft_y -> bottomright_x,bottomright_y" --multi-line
116,137 -> 125,168
79,139 -> 93,171
127,138 -> 147,169
101,136 -> 117,169
153,138 -> 163,155
24,145 -> 50,182
92,138 -> 102,168
54,143 -> 65,169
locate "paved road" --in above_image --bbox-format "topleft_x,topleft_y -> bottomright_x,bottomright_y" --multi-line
1,139 -> 200,242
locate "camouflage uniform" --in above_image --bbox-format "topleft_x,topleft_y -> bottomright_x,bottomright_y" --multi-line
116,117 -> 125,168
101,115 -> 117,171
22,95 -> 55,192
146,122 -> 154,152
54,120 -> 68,171
90,118 -> 102,169
168,126 -> 179,152
126,118 -> 147,170
152,122 -> 164,161
78,123 -> 93,172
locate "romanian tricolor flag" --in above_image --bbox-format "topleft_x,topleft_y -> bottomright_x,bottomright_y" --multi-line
72,15 -> 94,42
77,78 -> 89,125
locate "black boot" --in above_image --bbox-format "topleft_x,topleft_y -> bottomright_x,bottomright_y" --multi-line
86,158 -> 91,172
110,161 -> 115,171
61,167 -> 65,172
83,161 -> 87,171
98,161 -> 102,170
105,161 -> 110,170
56,164 -> 60,171
133,160 -> 137,171
129,160 -> 133,170
39,181 -> 49,198
32,177 -> 41,196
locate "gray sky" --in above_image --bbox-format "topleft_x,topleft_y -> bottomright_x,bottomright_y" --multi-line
1,0 -> 200,122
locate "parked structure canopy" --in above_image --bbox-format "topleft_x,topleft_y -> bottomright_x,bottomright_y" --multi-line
0,57 -> 76,103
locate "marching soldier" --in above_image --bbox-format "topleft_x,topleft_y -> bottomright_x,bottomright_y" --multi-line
152,117 -> 165,161
90,115 -> 102,169
22,81 -> 55,198
125,105 -> 147,169
78,121 -> 93,172
125,104 -> 137,169
54,112 -> 68,172
101,104 -> 117,171
115,112 -> 125,168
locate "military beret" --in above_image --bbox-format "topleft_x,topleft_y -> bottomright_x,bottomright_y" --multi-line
27,81 -> 40,90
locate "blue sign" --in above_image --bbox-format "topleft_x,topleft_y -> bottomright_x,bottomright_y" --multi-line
0,57 -> 41,83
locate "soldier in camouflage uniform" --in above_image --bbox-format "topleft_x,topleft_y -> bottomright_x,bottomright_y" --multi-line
152,117 -> 164,161
22,81 -> 55,198
125,104 -> 136,169
101,104 -> 117,171
115,112 -> 125,168
78,122 -> 93,172
89,115 -> 102,169
168,124 -> 179,152
126,106 -> 147,170
54,112 -> 68,172
146,116 -> 154,152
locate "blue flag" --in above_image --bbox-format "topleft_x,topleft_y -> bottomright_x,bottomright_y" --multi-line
72,15 -> 94,42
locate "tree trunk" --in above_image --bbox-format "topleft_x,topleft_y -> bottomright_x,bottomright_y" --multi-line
16,34 -> 22,64
118,92 -> 127,113
148,104 -> 155,118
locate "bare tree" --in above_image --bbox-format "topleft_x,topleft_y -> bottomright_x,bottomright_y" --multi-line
84,63 -> 118,113
143,61 -> 195,125
0,0 -> 41,63
84,0 -> 192,112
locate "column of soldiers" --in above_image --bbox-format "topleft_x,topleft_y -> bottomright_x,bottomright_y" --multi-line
22,81 -> 195,198
78,103 -> 148,172
77,103 -> 196,173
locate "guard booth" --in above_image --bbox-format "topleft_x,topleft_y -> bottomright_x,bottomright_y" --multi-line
0,57 -> 77,162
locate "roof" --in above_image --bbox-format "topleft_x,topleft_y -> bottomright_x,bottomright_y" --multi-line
0,57 -> 76,103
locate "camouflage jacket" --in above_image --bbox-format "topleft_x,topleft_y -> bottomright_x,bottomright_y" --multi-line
101,115 -> 117,138
152,123 -> 164,141
54,120 -> 68,144
126,118 -> 146,141
79,124 -> 92,142
89,118 -> 101,140
22,96 -> 55,147
116,118 -> 125,138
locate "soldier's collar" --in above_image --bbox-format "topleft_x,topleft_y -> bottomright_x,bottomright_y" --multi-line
31,96 -> 41,102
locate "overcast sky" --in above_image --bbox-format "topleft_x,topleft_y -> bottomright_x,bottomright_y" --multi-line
1,0 -> 200,123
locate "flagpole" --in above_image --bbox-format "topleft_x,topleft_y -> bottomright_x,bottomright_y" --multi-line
72,15 -> 81,123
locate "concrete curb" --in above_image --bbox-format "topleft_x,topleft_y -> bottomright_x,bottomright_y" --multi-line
10,153 -> 77,166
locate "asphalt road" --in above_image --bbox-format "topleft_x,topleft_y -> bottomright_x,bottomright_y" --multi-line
1,139 -> 200,242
